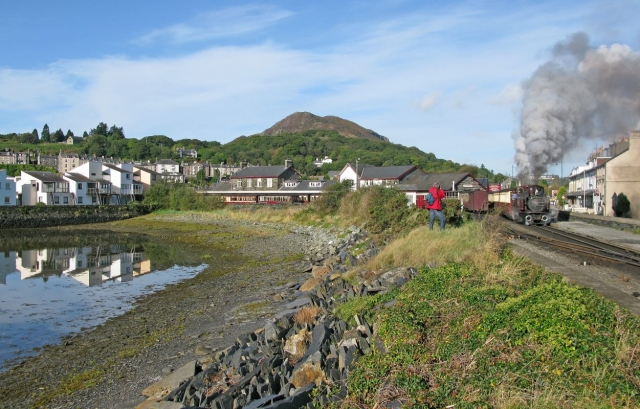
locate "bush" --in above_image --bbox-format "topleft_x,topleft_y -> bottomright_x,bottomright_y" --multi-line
143,182 -> 223,211
312,180 -> 352,214
614,192 -> 631,217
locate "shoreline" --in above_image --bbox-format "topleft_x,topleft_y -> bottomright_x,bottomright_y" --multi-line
0,214 -> 342,409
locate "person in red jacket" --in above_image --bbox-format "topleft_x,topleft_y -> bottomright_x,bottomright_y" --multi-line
427,182 -> 446,231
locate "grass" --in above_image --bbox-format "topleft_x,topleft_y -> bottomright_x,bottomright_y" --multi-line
294,306 -> 323,325
333,218 -> 640,409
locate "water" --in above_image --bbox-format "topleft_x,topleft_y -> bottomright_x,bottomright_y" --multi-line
0,231 -> 207,371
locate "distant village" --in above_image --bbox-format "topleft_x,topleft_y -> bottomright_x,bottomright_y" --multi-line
1,129 -> 639,220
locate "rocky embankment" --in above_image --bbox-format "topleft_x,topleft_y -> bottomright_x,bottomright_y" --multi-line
136,223 -> 415,409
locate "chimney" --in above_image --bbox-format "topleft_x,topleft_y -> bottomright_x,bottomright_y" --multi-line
285,159 -> 293,168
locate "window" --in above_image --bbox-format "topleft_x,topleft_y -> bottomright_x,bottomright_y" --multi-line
267,178 -> 273,188
54,196 -> 59,204
4,197 -> 8,204
236,180 -> 242,188
247,179 -> 252,188
91,173 -> 96,176
78,261 -> 83,268
257,179 -> 263,188
126,174 -> 130,179
78,197 -> 83,204
5,183 -> 9,190
309,182 -> 321,188
78,183 -> 83,190
63,197 -> 69,204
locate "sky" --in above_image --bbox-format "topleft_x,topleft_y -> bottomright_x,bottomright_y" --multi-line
1,0 -> 639,178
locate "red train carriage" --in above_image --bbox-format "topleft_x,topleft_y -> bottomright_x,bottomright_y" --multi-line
462,184 -> 552,225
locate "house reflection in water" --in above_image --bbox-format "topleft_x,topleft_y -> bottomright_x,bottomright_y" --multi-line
0,251 -> 17,285
4,246 -> 151,286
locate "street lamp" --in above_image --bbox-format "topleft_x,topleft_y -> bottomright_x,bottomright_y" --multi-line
355,158 -> 360,191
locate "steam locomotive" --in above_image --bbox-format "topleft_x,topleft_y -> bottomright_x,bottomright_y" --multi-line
460,184 -> 552,225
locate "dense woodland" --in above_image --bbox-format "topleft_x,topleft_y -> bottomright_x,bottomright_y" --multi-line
0,122 -> 509,182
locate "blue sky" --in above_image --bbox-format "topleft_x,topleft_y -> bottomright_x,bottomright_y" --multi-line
1,0 -> 639,177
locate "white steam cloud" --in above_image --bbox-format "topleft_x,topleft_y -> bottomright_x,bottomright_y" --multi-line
514,32 -> 640,179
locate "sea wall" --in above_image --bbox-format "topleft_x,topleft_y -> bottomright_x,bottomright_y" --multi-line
0,204 -> 153,229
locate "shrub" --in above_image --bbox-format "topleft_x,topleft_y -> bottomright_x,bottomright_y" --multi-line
614,192 -> 631,217
312,180 -> 352,214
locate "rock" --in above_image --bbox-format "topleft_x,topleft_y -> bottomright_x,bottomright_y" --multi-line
285,297 -> 312,309
195,345 -> 213,356
284,329 -> 310,361
299,277 -> 323,292
291,360 -> 326,388
311,265 -> 330,278
141,360 -> 199,399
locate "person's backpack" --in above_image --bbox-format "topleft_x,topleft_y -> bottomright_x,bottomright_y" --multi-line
426,192 -> 435,206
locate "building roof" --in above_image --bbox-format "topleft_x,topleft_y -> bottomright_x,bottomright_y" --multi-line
64,173 -> 96,183
102,163 -> 131,173
157,159 -> 179,165
231,165 -> 292,179
133,166 -> 162,176
360,165 -> 418,180
398,172 -> 472,192
22,171 -> 65,183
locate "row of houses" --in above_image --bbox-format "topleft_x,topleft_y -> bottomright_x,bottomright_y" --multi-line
1,157 -> 488,208
565,130 -> 640,218
206,160 -> 486,206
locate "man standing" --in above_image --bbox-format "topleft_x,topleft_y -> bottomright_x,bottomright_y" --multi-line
427,183 -> 446,231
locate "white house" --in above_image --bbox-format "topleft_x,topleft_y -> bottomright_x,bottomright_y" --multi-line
17,171 -> 70,205
155,159 -> 184,183
63,173 -> 99,205
0,169 -> 16,206
70,162 -> 142,204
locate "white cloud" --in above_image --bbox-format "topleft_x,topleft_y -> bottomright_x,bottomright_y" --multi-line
415,92 -> 442,112
134,5 -> 294,45
489,84 -> 523,105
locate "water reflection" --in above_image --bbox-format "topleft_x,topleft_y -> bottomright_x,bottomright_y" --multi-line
9,246 -> 151,286
0,238 -> 207,371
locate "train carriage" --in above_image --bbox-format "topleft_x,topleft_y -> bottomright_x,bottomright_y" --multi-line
463,184 -> 552,225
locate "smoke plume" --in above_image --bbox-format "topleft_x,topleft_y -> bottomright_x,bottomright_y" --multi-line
514,32 -> 640,179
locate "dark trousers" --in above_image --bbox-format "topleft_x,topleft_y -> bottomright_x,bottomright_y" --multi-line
429,209 -> 445,230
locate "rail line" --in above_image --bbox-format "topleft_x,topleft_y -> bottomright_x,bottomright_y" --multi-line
505,224 -> 640,268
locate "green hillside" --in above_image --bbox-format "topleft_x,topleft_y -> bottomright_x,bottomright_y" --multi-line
1,126 -> 506,181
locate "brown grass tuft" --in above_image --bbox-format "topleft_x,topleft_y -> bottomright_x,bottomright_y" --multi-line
294,306 -> 322,325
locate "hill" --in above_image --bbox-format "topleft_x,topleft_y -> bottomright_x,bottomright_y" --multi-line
261,112 -> 390,142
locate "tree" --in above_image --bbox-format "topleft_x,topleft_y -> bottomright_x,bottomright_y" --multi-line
65,129 -> 74,138
32,128 -> 39,141
41,124 -> 50,143
91,122 -> 108,136
556,186 -> 567,207
52,128 -> 65,142
614,192 -> 630,217
107,125 -> 125,140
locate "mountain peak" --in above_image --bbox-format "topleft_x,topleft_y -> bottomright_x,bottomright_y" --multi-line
261,112 -> 389,142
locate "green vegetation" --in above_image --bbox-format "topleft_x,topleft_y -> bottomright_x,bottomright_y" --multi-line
143,181 -> 224,211
188,198 -> 640,407
2,122 -> 509,181
1,163 -> 58,176
615,193 -> 631,217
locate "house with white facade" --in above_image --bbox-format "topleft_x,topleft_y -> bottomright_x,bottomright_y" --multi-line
63,173 -> 99,205
338,162 -> 374,190
70,162 -> 142,204
155,159 -> 184,183
0,169 -> 16,206
17,171 -> 70,205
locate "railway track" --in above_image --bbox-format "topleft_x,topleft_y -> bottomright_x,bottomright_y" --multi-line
506,224 -> 640,269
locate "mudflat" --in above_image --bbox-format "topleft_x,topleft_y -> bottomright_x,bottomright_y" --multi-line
0,213 -> 331,409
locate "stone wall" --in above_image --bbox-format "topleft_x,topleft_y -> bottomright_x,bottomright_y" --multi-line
0,204 -> 152,229
567,212 -> 640,233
